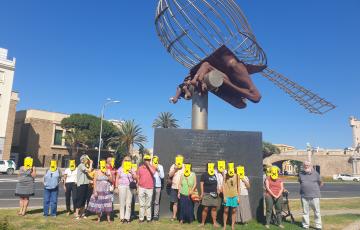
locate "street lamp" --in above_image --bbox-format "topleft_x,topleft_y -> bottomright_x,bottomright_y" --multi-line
97,98 -> 120,168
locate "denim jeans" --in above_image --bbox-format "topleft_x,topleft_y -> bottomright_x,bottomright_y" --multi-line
43,187 -> 59,216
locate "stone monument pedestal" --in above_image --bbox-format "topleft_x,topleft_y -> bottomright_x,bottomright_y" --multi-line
153,128 -> 264,222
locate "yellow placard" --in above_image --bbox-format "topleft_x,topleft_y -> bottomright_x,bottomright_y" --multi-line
175,156 -> 184,169
184,163 -> 192,177
131,163 -> 138,171
153,156 -> 159,167
270,166 -> 279,180
207,163 -> 215,176
69,160 -> 76,171
123,161 -> 132,174
100,160 -> 107,173
24,157 -> 33,170
237,166 -> 245,179
111,158 -> 115,168
50,160 -> 57,172
217,160 -> 226,173
227,162 -> 235,177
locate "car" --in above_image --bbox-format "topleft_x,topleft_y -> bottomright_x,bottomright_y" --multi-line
0,160 -> 16,175
333,174 -> 360,182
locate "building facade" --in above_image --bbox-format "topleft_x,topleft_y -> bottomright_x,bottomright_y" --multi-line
12,109 -> 70,167
0,48 -> 19,160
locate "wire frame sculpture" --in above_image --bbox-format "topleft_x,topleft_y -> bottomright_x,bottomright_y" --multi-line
155,0 -> 335,114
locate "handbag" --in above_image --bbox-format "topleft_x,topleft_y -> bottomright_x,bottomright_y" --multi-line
185,175 -> 200,202
209,192 -> 218,198
127,174 -> 137,190
109,184 -> 114,192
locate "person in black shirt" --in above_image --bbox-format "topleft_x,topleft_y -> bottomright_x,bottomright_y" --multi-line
199,163 -> 220,228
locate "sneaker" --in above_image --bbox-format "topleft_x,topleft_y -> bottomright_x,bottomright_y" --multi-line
265,225 -> 270,229
153,217 -> 159,221
279,225 -> 285,229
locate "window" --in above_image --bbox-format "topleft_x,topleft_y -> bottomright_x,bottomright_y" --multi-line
53,129 -> 63,146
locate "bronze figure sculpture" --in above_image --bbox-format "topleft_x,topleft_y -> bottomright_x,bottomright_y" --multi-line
155,0 -> 335,114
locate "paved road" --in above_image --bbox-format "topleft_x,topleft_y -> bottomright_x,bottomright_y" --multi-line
1,175 -> 359,208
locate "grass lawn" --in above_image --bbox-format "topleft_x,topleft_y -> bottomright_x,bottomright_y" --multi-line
0,208 -> 359,230
289,198 -> 360,211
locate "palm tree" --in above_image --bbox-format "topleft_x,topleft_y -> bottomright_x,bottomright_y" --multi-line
108,120 -> 147,156
152,112 -> 179,128
63,129 -> 89,157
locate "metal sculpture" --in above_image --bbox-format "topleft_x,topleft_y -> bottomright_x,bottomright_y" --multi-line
155,0 -> 335,115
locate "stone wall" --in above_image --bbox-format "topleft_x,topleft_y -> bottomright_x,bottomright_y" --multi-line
2,96 -> 18,160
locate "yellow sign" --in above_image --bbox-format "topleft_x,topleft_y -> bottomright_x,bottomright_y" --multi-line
100,160 -> 107,173
111,158 -> 115,168
50,160 -> 57,172
123,161 -> 132,174
153,156 -> 159,167
24,157 -> 33,170
227,162 -> 235,177
131,163 -> 138,171
175,156 -> 184,169
207,163 -> 215,176
217,160 -> 226,173
270,166 -> 279,180
237,166 -> 245,179
184,163 -> 192,177
69,160 -> 76,171
144,154 -> 151,161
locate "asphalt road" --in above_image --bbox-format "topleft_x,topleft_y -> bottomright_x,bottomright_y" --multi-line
1,175 -> 359,208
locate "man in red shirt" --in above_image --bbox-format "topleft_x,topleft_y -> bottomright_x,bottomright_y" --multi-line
136,154 -> 156,222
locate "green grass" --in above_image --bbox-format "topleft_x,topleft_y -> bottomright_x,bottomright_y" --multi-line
1,208 -> 359,230
0,208 -> 301,230
289,198 -> 360,211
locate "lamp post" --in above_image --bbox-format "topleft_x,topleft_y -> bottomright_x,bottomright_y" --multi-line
97,98 -> 120,168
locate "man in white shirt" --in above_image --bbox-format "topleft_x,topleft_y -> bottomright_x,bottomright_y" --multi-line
152,156 -> 164,221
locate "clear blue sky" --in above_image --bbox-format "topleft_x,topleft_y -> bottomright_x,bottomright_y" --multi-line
1,0 -> 359,150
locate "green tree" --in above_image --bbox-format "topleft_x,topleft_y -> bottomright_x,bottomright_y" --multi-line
108,120 -> 147,156
61,113 -> 119,149
152,112 -> 179,128
262,141 -> 281,158
63,129 -> 88,157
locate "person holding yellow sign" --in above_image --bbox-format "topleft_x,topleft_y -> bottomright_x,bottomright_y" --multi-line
115,156 -> 135,223
43,160 -> 62,217
15,156 -> 36,216
222,162 -> 239,230
199,162 -> 220,228
178,163 -> 197,224
87,160 -> 113,223
75,154 -> 93,219
236,166 -> 251,225
168,154 -> 184,221
63,159 -> 77,216
264,166 -> 284,229
151,155 -> 164,221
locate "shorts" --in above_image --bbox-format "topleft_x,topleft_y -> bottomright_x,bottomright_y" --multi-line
76,184 -> 89,209
201,193 -> 220,207
169,188 -> 179,203
224,196 -> 239,207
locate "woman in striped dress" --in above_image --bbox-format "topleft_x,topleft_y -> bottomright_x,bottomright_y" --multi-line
87,169 -> 113,223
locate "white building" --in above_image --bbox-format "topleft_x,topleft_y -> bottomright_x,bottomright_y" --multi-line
0,48 -> 18,160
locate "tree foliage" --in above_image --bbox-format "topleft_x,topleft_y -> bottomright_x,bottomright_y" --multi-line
262,141 -> 281,158
108,120 -> 147,156
152,112 -> 179,128
61,113 -> 119,149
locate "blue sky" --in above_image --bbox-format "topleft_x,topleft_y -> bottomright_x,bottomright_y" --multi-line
1,0 -> 359,150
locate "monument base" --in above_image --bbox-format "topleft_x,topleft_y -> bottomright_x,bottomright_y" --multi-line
153,128 -> 264,222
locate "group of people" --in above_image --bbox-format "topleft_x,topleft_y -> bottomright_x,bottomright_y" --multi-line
15,154 -> 323,229
264,161 -> 323,230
